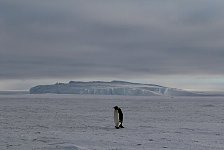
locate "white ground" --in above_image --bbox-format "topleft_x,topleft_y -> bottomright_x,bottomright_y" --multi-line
0,94 -> 224,150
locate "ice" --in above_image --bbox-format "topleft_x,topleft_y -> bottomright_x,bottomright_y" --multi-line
29,81 -> 202,96
0,93 -> 224,149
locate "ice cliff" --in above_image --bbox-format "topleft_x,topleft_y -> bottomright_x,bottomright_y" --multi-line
30,80 -> 202,96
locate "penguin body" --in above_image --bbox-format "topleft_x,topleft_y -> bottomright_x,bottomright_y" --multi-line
113,106 -> 124,129
114,109 -> 120,128
118,108 -> 123,122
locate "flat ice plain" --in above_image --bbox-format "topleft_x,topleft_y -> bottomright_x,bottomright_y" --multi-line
0,93 -> 224,150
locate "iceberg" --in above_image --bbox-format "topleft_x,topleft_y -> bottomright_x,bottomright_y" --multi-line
30,80 -> 203,96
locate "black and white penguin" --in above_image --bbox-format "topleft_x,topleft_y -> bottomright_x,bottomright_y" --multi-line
113,106 -> 124,129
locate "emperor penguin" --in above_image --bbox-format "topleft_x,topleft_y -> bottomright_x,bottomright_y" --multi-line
113,106 -> 124,129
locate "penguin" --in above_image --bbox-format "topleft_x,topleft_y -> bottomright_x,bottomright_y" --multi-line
113,106 -> 124,129
114,106 -> 120,129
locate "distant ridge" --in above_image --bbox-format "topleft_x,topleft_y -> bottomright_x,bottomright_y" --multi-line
29,80 -> 204,96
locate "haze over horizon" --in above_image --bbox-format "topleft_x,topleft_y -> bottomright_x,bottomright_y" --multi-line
1,1 -> 224,91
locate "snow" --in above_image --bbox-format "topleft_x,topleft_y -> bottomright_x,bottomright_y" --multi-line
1,93 -> 224,150
29,81 -> 202,96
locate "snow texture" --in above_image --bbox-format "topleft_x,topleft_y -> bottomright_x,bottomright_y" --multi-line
29,80 -> 202,96
0,93 -> 224,150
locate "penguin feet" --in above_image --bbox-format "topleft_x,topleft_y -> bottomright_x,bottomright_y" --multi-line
115,126 -> 119,129
119,124 -> 124,128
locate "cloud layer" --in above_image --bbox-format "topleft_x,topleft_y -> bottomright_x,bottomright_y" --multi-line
1,0 -> 224,90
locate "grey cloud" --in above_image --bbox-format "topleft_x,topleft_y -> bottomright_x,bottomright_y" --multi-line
1,0 -> 224,82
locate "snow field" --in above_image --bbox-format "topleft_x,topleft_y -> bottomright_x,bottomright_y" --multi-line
0,94 -> 224,150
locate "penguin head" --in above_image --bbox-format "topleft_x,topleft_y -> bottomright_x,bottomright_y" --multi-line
114,106 -> 119,110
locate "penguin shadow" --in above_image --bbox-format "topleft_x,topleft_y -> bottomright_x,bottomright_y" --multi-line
98,125 -> 126,131
102,126 -> 124,131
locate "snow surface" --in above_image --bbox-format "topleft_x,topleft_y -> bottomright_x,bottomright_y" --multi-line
1,93 -> 224,150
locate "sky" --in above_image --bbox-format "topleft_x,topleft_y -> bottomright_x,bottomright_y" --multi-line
1,0 -> 224,91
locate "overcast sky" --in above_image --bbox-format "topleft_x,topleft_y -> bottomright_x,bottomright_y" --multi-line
1,0 -> 224,91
